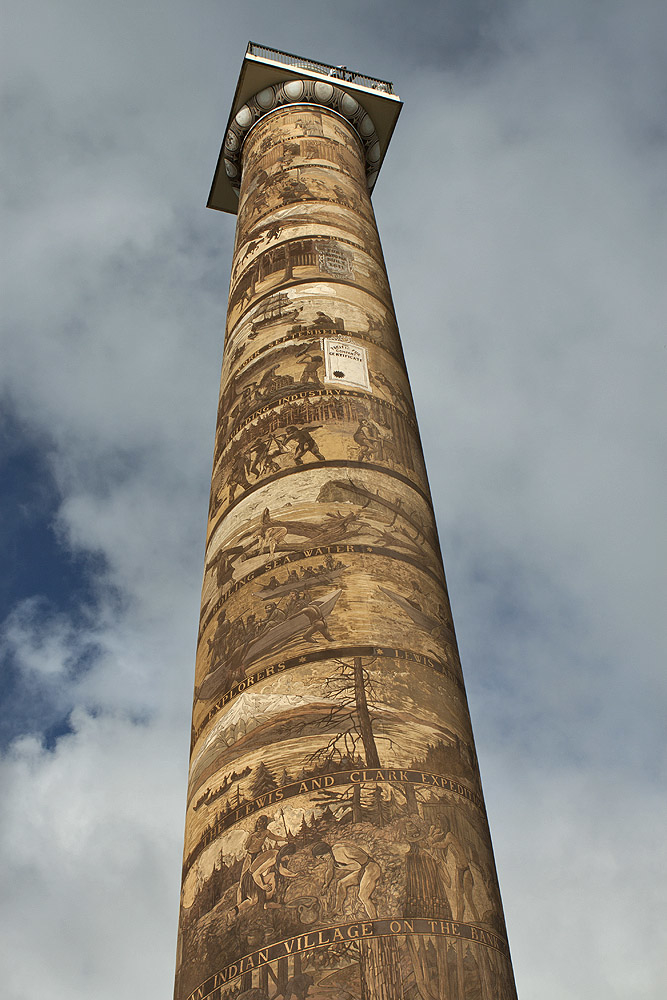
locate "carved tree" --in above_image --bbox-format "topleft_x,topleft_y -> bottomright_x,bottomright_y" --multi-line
301,655 -> 418,822
249,761 -> 277,798
360,937 -> 405,1000
303,656 -> 396,769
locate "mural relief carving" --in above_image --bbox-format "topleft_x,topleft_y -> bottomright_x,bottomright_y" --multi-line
215,331 -> 412,456
227,235 -> 389,332
230,201 -> 384,286
222,290 -> 403,384
176,772 -> 512,1000
175,97 -> 517,1000
208,389 -> 427,525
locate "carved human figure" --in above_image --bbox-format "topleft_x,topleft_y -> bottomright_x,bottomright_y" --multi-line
237,816 -> 287,907
353,418 -> 381,461
301,599 -> 335,642
297,353 -> 323,385
228,452 -> 251,502
248,843 -> 298,905
249,435 -> 284,477
282,425 -> 326,464
311,840 -> 381,919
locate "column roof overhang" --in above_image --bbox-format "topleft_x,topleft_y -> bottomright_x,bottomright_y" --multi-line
208,42 -> 402,214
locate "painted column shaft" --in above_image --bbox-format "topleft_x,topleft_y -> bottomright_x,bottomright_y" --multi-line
175,96 -> 517,1000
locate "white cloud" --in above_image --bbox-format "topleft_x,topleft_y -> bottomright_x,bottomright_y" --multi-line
0,712 -> 184,999
2,600 -> 85,678
487,760 -> 667,999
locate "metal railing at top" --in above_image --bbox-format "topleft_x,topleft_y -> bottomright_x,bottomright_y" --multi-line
247,42 -> 395,95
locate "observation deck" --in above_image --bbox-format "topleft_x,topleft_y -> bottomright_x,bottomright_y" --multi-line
208,42 -> 402,214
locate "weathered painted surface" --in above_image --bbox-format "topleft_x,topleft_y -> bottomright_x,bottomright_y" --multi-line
174,98 -> 517,1000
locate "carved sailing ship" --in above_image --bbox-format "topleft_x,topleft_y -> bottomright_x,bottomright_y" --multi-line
250,292 -> 299,337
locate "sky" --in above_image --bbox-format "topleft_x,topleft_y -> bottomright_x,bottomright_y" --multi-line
1,1 -> 666,997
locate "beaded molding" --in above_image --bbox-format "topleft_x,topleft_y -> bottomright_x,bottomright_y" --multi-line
223,79 -> 381,197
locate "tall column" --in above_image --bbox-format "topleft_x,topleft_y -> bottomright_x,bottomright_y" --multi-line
175,71 -> 517,1000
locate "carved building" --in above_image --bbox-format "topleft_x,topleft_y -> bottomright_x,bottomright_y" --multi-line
174,44 -> 518,1000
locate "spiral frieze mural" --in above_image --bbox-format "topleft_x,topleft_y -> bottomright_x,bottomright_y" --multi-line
175,93 -> 517,1000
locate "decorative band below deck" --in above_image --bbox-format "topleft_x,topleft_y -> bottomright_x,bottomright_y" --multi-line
182,768 -> 483,881
187,916 -> 510,1000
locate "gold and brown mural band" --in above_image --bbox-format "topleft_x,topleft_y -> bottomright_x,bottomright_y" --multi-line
175,75 -> 518,1000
